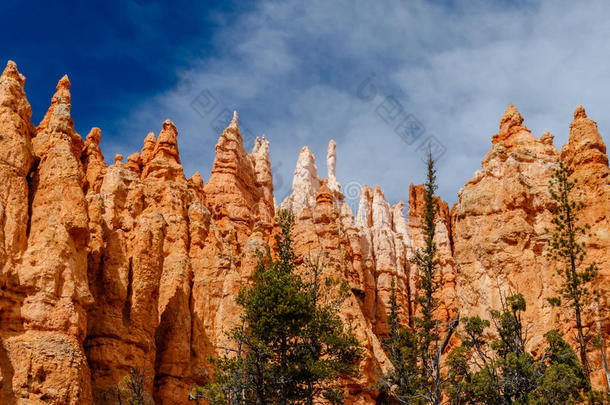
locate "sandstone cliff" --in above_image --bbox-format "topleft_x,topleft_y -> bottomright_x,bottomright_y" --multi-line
0,62 -> 607,404
453,103 -> 610,387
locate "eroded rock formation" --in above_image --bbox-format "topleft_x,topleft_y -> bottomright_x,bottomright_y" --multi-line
0,63 -> 94,404
453,104 -> 561,353
452,103 -> 609,386
0,62 -> 607,404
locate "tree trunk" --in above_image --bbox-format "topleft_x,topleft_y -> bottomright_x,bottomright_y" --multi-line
575,299 -> 590,382
306,382 -> 314,405
280,336 -> 287,405
564,178 -> 591,384
599,321 -> 610,394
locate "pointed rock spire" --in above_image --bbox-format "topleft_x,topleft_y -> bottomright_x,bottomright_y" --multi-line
204,110 -> 271,226
19,71 -> 92,342
251,136 -> 274,209
355,184 -> 373,229
563,105 -> 608,168
0,60 -> 34,175
500,103 -> 523,128
207,110 -> 251,177
214,110 -> 243,150
82,127 -> 106,194
37,74 -> 81,154
140,132 -> 156,166
0,60 -> 34,258
212,111 -> 248,166
372,185 -> 392,228
57,74 -> 70,90
40,75 -> 72,127
188,172 -> 204,194
326,140 -> 341,193
229,110 -> 239,131
280,146 -> 321,216
2,60 -> 26,86
187,171 -> 206,205
391,201 -> 410,239
141,120 -> 185,180
152,119 -> 181,164
493,103 -> 528,144
251,136 -> 271,184
574,104 -> 587,120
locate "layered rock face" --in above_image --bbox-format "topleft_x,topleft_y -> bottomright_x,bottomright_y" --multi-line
276,141 -> 459,401
453,103 -> 561,354
0,62 -> 607,404
453,104 -> 610,386
0,63 -> 94,404
84,110 -> 277,404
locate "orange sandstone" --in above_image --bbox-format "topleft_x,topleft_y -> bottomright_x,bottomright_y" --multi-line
0,62 -> 607,404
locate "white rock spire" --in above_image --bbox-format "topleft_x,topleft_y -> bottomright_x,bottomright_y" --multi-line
327,140 -> 341,193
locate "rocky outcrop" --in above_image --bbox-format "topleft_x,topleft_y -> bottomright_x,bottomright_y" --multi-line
192,111 -> 275,397
0,63 -> 94,404
85,136 -> 166,404
0,62 -> 608,404
84,110 -> 278,405
326,140 -> 340,193
0,60 -> 36,404
452,102 -> 610,376
353,185 -> 413,334
286,183 -> 387,403
82,127 -> 106,195
453,104 -> 561,352
0,61 -> 34,291
280,145 -> 321,216
278,141 -> 457,340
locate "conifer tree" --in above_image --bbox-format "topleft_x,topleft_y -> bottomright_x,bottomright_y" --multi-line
446,293 -> 588,405
299,256 -> 364,404
380,152 -> 458,404
193,210 -> 363,404
378,278 -> 419,403
546,159 -> 599,382
411,152 -> 459,405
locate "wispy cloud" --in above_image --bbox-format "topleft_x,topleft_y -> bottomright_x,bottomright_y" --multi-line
114,0 -> 610,205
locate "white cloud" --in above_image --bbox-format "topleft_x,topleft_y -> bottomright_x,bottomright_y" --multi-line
114,0 -> 610,207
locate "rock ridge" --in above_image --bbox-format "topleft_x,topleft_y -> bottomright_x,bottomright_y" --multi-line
0,63 -> 607,404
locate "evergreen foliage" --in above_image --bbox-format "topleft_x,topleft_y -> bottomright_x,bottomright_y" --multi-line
378,278 -> 420,403
547,160 -> 599,382
192,210 -> 363,405
379,152 -> 459,404
446,293 -> 589,405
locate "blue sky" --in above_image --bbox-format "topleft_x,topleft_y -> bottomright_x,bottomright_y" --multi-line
3,0 -> 610,207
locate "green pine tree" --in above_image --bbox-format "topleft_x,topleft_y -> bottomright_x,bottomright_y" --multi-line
446,293 -> 588,405
546,159 -> 599,382
380,152 -> 459,404
411,152 -> 459,404
298,256 -> 364,404
378,278 -> 420,403
531,330 -> 589,404
193,210 -> 363,404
